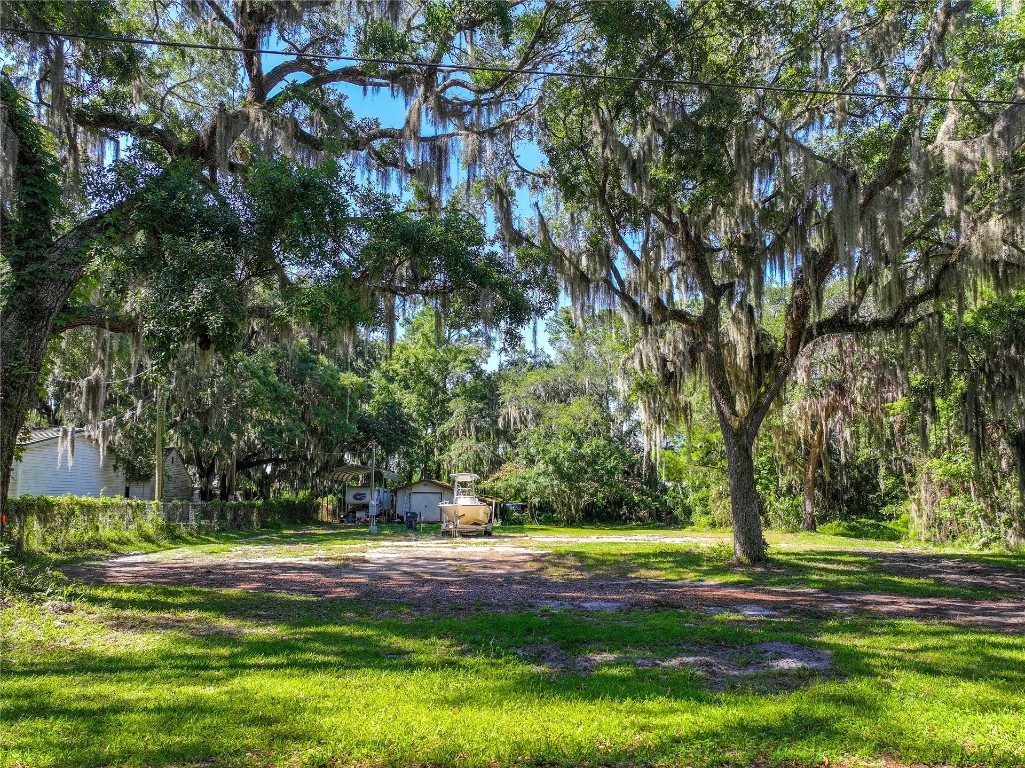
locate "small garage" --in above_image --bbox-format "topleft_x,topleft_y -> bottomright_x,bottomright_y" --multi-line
394,479 -> 453,523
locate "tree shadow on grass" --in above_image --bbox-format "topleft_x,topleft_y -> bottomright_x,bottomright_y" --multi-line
5,585 -> 1025,767
556,544 -> 1025,599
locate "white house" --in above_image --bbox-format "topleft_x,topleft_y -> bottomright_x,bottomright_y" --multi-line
394,479 -> 454,523
7,427 -> 192,500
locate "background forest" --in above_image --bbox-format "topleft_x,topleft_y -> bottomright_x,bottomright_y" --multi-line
31,292 -> 1025,549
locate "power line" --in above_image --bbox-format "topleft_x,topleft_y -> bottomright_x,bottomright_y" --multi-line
2,25 -> 1022,107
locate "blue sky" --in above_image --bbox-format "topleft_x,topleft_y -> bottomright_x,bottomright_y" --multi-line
315,79 -> 561,364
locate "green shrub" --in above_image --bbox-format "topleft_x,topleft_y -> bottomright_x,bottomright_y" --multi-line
2,493 -> 317,557
817,517 -> 907,541
762,494 -> 803,532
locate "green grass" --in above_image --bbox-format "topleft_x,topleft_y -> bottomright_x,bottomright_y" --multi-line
537,541 -> 1019,599
4,526 -> 1025,767
498,522 -> 713,536
9,519 -> 919,571
816,518 -> 907,542
961,552 -> 1025,570
11,526 -> 285,568
499,520 -> 909,549
3,583 -> 1025,768
35,518 -> 1016,601
11,523 -> 421,568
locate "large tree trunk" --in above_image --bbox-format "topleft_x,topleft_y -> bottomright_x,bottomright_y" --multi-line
154,387 -> 165,502
0,306 -> 54,512
722,429 -> 766,563
707,337 -> 768,564
802,401 -> 840,532
1,217 -> 104,523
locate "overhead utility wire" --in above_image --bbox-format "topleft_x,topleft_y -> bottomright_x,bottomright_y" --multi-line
2,25 -> 1023,107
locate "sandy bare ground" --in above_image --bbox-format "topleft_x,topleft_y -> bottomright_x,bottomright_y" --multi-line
66,536 -> 1025,632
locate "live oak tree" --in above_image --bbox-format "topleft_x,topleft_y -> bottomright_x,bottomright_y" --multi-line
47,322 -> 366,501
521,0 -> 1025,562
104,157 -> 549,498
1,0 -> 565,512
957,295 -> 1025,544
492,310 -> 662,524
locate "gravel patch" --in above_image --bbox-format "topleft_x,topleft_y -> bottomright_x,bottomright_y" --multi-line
513,640 -> 832,685
66,539 -> 1025,632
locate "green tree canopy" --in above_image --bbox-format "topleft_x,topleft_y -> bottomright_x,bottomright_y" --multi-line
519,0 -> 1025,561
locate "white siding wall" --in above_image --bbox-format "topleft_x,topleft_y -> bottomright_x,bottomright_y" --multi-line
126,452 -> 193,500
163,452 -> 193,500
7,440 -> 194,501
8,439 -> 126,498
127,479 -> 154,499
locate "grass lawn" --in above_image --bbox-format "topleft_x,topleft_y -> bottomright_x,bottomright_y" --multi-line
2,525 -> 1025,767
535,542 -> 1019,599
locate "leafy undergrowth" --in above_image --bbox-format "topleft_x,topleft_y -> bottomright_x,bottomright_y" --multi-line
817,518 -> 907,542
3,582 -> 1025,768
0,553 -> 75,604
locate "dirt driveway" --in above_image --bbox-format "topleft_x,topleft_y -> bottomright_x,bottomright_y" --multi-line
68,534 -> 1025,632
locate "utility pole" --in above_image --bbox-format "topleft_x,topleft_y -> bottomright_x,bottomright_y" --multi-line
369,446 -> 377,534
154,385 -> 165,503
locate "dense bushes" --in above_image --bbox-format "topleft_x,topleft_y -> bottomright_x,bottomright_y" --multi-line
817,518 -> 906,541
2,494 -> 317,556
485,460 -> 674,525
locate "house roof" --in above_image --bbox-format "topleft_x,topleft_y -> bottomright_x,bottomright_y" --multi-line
323,464 -> 402,483
395,478 -> 453,492
17,427 -> 81,446
17,428 -> 182,460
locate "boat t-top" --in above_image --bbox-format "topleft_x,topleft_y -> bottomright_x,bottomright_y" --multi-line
439,473 -> 494,536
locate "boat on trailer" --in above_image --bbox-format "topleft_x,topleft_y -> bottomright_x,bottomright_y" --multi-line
439,473 -> 493,536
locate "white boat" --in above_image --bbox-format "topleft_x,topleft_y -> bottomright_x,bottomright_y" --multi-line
439,473 -> 493,536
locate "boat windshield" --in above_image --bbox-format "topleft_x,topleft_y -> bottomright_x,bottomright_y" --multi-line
454,482 -> 475,497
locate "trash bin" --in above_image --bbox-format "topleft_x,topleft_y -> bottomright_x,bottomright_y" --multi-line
406,512 -> 418,530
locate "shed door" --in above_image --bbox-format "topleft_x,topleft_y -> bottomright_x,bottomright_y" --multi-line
410,491 -> 442,522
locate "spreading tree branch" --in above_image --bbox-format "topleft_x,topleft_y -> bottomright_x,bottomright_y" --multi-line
53,305 -> 139,334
